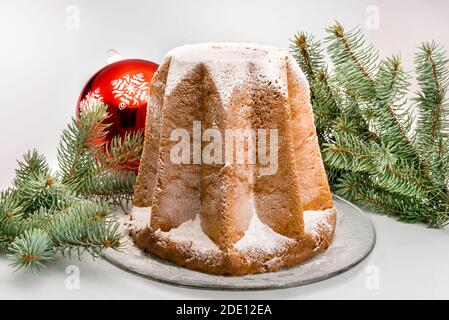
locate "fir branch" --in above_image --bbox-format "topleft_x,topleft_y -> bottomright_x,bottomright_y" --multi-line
7,229 -> 55,272
291,23 -> 449,227
323,135 -> 374,173
335,173 -> 405,216
48,200 -> 122,258
335,173 -> 441,224
13,150 -> 49,189
0,189 -> 24,221
414,41 -> 449,189
57,100 -> 143,201
17,173 -> 70,214
3,198 -> 123,270
1,99 -> 137,271
0,209 -> 52,248
96,130 -> 144,172
372,56 -> 424,165
58,101 -> 110,187
325,22 -> 378,100
79,171 -> 136,200
291,32 -> 344,144
291,32 -> 325,82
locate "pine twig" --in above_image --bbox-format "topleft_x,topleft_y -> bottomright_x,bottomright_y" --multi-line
291,24 -> 449,227
1,99 -> 137,271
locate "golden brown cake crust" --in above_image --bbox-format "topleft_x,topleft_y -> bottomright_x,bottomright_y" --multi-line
133,58 -> 171,208
286,59 -> 333,210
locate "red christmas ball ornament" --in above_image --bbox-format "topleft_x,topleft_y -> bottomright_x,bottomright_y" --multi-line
77,57 -> 159,171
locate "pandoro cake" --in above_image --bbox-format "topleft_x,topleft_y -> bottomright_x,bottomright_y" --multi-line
130,43 -> 336,275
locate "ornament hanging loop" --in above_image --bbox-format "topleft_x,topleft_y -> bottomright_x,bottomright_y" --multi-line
106,49 -> 123,64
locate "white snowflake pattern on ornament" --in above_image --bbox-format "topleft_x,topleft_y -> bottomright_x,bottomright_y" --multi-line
111,73 -> 150,110
80,88 -> 103,112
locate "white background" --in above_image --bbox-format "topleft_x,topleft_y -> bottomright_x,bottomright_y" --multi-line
1,0 -> 449,299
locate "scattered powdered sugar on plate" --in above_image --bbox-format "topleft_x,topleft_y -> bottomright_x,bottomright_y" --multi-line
103,196 -> 375,289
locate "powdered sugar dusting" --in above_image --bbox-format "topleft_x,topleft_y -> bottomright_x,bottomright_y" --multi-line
264,256 -> 282,269
304,209 -> 334,238
130,204 -> 333,254
205,61 -> 246,105
234,213 -> 294,251
164,58 -> 197,96
130,206 -> 152,230
163,43 -> 292,105
235,208 -> 334,251
253,57 -> 288,98
167,43 -> 289,63
156,215 -> 219,252
286,53 -> 310,93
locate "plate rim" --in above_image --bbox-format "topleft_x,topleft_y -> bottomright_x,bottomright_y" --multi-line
102,194 -> 376,291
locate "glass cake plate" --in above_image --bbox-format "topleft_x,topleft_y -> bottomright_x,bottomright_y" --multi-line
102,195 -> 375,290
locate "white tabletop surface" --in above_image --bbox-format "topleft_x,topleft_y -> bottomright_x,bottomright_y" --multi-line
1,0 -> 449,300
